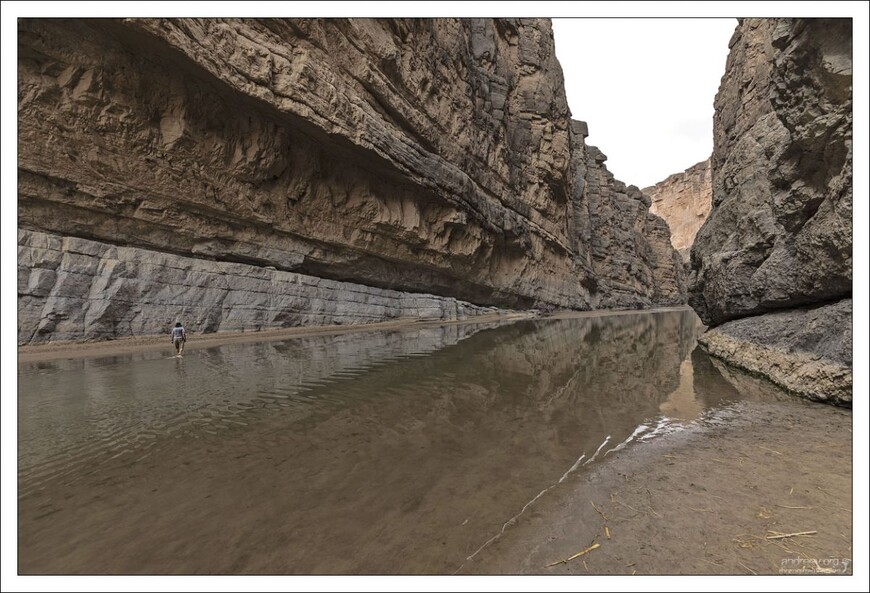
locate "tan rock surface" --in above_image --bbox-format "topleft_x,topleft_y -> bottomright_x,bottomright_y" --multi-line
644,158 -> 712,262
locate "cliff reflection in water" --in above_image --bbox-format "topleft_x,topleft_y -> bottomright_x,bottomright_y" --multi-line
19,309 -> 761,574
18,322 -> 497,494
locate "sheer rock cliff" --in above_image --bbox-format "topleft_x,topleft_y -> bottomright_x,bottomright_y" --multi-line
688,19 -> 852,405
18,18 -> 685,344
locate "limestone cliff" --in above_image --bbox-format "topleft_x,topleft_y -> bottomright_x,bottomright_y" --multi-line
577,140 -> 686,308
643,158 -> 712,262
688,19 -> 852,405
18,18 -> 685,344
17,229 -> 498,344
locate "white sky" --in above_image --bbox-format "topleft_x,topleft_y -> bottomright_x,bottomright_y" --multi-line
1,3 -> 869,593
553,18 -> 736,188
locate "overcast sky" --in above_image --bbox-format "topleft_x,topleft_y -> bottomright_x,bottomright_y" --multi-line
552,18 -> 737,189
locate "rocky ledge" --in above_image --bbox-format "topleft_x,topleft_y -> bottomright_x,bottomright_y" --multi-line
18,229 -> 501,344
698,299 -> 852,406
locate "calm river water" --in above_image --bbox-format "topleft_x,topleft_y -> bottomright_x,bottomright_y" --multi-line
18,308 -> 792,574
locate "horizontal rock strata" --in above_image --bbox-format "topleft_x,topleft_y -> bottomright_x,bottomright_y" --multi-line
18,230 -> 500,344
18,18 -> 685,343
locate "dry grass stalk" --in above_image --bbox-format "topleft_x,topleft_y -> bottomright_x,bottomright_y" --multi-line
591,500 -> 608,520
545,543 -> 601,568
766,530 -> 817,540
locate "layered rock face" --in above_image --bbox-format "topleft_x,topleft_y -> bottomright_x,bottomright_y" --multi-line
644,158 -> 712,262
689,19 -> 851,325
17,229 -> 498,345
18,18 -> 685,344
688,19 -> 852,405
578,138 -> 687,309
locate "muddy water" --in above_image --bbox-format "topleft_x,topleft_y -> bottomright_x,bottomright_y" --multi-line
18,309 -> 793,574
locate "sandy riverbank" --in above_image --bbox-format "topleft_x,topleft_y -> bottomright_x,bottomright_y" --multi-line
16,306 -> 693,363
16,312 -> 527,363
460,376 -> 853,575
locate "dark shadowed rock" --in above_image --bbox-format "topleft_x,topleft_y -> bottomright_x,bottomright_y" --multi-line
578,143 -> 687,308
688,19 -> 852,405
689,19 -> 851,326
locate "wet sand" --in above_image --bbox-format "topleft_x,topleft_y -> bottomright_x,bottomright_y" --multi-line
461,380 -> 853,574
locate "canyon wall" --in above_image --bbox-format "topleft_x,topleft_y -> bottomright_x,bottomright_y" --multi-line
17,229 -> 499,345
643,158 -> 712,262
688,19 -> 852,405
18,18 -> 685,344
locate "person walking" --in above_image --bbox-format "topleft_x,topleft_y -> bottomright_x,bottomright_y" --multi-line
170,321 -> 187,356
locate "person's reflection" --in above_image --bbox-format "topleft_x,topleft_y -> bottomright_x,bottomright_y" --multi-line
174,355 -> 187,379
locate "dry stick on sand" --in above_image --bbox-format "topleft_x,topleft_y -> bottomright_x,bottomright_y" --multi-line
591,500 -> 608,520
766,531 -> 818,540
776,505 -> 813,510
769,536 -> 811,559
545,543 -> 601,568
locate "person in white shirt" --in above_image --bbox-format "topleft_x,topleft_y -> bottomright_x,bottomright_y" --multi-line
170,322 -> 187,355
